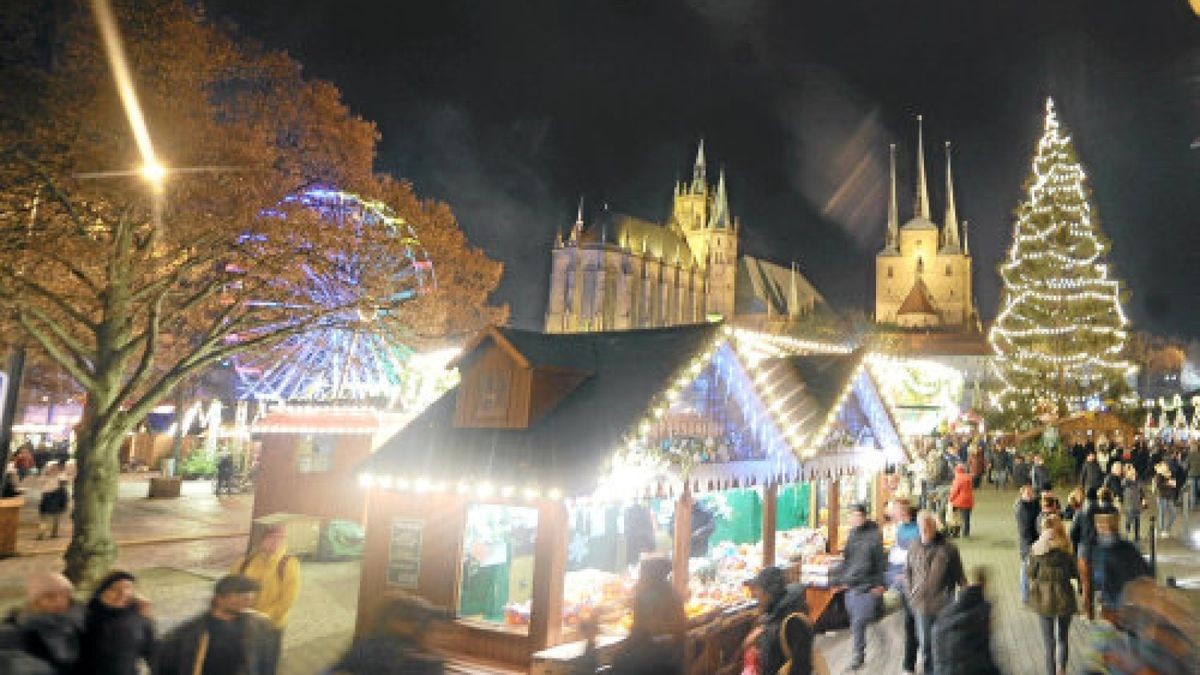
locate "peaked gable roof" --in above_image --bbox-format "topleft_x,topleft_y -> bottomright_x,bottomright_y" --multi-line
736,256 -> 825,316
363,324 -> 723,495
897,277 -> 939,316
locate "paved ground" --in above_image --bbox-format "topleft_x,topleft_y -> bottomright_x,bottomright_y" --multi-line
814,486 -> 1200,675
0,474 -> 1196,674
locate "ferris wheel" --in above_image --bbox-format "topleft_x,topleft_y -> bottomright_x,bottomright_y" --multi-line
233,186 -> 436,404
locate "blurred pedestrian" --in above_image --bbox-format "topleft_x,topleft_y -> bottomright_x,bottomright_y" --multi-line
1153,462 -> 1178,538
948,465 -> 974,538
0,572 -> 83,674
610,558 -> 685,675
37,464 -> 69,540
1031,455 -> 1051,493
968,448 -> 985,490
1121,466 -> 1144,542
78,571 -> 156,675
1091,513 -> 1150,620
742,566 -> 818,675
906,509 -> 965,674
1014,484 -> 1040,603
931,566 -> 1001,675
329,595 -> 450,675
231,525 -> 300,674
887,501 -> 920,674
1062,488 -> 1083,524
834,504 -> 886,670
1027,515 -> 1077,675
1102,462 -> 1123,499
154,575 -> 275,675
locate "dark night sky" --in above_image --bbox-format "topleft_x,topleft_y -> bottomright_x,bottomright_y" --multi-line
205,0 -> 1200,336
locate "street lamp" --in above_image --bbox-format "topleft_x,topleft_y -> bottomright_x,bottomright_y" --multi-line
140,160 -> 166,190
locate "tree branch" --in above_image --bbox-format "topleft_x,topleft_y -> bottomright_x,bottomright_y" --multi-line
3,274 -> 99,333
17,313 -> 96,392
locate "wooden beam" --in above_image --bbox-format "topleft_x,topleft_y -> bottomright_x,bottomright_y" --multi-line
827,479 -> 841,553
673,491 -> 693,597
762,483 -> 778,569
529,500 -> 568,650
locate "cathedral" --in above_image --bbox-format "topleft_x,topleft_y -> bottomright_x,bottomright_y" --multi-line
545,142 -> 822,333
875,117 -> 978,331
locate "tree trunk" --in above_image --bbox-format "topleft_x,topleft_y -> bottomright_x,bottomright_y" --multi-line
64,400 -> 124,585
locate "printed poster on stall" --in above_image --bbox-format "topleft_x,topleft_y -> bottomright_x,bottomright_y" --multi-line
387,518 -> 423,589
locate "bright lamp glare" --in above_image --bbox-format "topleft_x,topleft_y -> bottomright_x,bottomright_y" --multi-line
141,161 -> 166,184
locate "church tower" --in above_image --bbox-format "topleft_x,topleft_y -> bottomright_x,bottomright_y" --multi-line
875,117 -> 976,330
675,141 -> 738,320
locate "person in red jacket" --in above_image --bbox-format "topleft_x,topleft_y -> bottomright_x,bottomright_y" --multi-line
950,464 -> 976,538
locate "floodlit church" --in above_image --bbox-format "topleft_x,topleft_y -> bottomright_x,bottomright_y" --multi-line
545,142 -> 823,333
875,117 -> 979,331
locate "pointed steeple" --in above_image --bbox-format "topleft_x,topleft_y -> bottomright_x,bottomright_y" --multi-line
691,139 -> 707,193
554,226 -> 563,248
568,196 -> 584,244
962,220 -> 970,256
708,167 -> 731,229
942,141 -> 960,251
885,143 -> 899,251
788,262 -> 800,318
915,115 -> 930,221
576,196 -> 585,227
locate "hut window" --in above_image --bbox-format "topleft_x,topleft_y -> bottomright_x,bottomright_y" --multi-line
294,435 -> 335,473
459,504 -> 539,627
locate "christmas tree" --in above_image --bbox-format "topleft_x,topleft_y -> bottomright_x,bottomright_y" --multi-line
990,98 -> 1135,417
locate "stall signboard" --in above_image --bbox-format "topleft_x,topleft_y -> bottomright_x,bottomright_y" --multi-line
870,359 -> 963,436
387,518 -> 423,589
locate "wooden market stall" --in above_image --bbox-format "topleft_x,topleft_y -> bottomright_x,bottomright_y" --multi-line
352,325 -> 909,672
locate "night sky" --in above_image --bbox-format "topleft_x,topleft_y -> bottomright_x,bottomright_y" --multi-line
205,0 -> 1199,336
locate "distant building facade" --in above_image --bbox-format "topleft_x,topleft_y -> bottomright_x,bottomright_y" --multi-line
544,142 -> 822,333
875,118 -> 977,330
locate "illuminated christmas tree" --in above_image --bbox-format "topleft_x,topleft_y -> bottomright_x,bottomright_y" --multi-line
990,98 -> 1135,416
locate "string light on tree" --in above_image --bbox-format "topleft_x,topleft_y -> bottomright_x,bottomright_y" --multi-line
989,98 -> 1135,415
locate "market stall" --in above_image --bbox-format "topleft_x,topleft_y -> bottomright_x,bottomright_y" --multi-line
352,326 -> 905,671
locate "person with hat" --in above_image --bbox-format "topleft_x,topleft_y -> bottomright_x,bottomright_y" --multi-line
0,571 -> 83,674
832,504 -> 885,670
740,566 -> 817,675
230,525 -> 300,673
329,594 -> 451,675
154,575 -> 275,675
78,571 -> 156,675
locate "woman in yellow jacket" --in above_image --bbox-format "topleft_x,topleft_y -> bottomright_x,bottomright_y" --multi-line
231,525 -> 300,674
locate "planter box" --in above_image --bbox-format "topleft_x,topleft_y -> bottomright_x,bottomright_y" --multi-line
148,476 -> 182,499
0,497 -> 25,557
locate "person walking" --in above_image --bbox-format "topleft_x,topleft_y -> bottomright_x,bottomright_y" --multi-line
1187,443 -> 1200,506
154,576 -> 276,675
78,571 -> 156,675
833,504 -> 886,670
1069,487 -> 1115,621
1031,455 -> 1051,493
906,509 -> 965,674
329,595 -> 450,675
968,448 -> 985,490
1014,484 -> 1041,603
36,466 -> 69,541
1027,515 -> 1077,675
1,572 -> 83,675
887,501 -> 920,674
1102,462 -> 1123,499
1121,466 -> 1145,542
741,566 -> 819,675
1079,453 -> 1103,493
1091,514 -> 1151,621
1013,454 -> 1030,489
1153,462 -> 1179,538
930,566 -> 1001,675
230,526 -> 300,674
609,558 -> 685,675
949,465 -> 974,538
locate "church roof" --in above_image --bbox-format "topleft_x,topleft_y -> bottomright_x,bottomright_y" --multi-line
580,211 -> 694,263
896,277 -> 940,316
901,216 -> 939,231
736,256 -> 825,316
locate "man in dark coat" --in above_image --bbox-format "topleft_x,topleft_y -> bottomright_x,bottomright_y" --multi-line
154,576 -> 276,675
744,566 -> 812,675
1080,453 -> 1104,492
906,509 -> 966,674
1014,484 -> 1041,603
329,595 -> 450,675
1031,455 -> 1051,492
834,504 -> 886,670
78,571 -> 156,675
1091,514 -> 1151,615
931,567 -> 1001,675
1069,487 -> 1117,621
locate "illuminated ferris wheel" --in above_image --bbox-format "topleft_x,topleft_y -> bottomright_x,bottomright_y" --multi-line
233,186 -> 436,404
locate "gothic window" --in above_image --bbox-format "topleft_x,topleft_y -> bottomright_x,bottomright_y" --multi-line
945,264 -> 952,276
887,266 -> 893,278
917,257 -> 924,273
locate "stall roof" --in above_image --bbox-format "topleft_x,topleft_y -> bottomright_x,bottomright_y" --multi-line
362,323 -> 723,496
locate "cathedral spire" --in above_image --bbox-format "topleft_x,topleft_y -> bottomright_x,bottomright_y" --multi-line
692,139 -> 707,193
942,141 -> 960,251
886,143 -> 899,251
568,196 -> 584,244
576,196 -> 585,227
709,167 -> 731,229
962,220 -> 970,256
789,262 -> 800,318
915,115 -> 930,221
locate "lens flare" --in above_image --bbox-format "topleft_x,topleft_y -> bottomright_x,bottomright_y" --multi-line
90,0 -> 161,179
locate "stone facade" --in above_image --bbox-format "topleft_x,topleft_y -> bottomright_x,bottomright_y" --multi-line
545,142 -> 821,333
875,119 -> 977,330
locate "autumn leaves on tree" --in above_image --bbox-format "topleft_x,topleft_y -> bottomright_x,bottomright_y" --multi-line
0,0 -> 504,583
